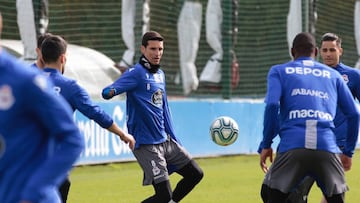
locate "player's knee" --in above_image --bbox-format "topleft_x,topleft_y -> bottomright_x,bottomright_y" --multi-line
193,165 -> 204,184
185,160 -> 204,184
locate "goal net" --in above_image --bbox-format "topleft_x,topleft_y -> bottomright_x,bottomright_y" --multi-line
0,0 -> 358,98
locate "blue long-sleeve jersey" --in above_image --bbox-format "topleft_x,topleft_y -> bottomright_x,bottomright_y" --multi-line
259,57 -> 359,157
42,68 -> 113,129
0,50 -> 84,202
102,63 -> 177,149
332,63 -> 360,148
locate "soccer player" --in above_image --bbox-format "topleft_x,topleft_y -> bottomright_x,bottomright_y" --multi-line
40,34 -> 135,203
320,32 -> 360,151
258,32 -> 360,203
102,31 -> 204,203
0,13 -> 84,203
286,33 -> 360,203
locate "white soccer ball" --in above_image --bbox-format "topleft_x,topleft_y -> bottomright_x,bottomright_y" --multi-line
209,116 -> 239,146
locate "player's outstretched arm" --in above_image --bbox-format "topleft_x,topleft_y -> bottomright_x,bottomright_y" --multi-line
107,123 -> 135,150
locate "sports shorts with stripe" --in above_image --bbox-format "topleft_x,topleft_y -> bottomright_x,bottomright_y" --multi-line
262,148 -> 347,196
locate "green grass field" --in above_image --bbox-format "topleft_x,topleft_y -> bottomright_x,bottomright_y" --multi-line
67,153 -> 360,203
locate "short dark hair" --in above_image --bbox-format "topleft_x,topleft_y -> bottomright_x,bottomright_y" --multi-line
37,33 -> 53,48
321,32 -> 342,47
292,32 -> 316,56
141,31 -> 164,47
41,35 -> 67,63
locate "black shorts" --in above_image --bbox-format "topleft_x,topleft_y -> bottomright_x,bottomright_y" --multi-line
262,149 -> 348,196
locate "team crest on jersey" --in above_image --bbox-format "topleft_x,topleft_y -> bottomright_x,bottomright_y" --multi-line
342,74 -> 349,84
152,89 -> 163,106
0,85 -> 15,110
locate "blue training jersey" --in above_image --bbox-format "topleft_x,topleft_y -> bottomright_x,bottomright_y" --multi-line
259,57 -> 359,157
332,63 -> 360,148
102,63 -> 177,149
42,68 -> 113,129
0,50 -> 84,202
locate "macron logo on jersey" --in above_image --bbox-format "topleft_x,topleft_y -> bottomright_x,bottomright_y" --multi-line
153,73 -> 164,83
285,67 -> 331,78
289,109 -> 333,120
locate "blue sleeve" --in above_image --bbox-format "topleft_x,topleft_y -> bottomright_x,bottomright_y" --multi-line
102,68 -> 138,99
264,67 -> 282,104
337,78 -> 360,157
258,67 -> 281,153
352,70 -> 360,102
70,82 -> 113,129
163,91 -> 180,174
21,75 -> 84,201
257,104 -> 280,153
163,91 -> 178,143
162,75 -> 181,174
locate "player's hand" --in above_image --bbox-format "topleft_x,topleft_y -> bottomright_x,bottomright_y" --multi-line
260,148 -> 273,173
102,88 -> 116,100
120,133 -> 136,150
340,154 -> 352,171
